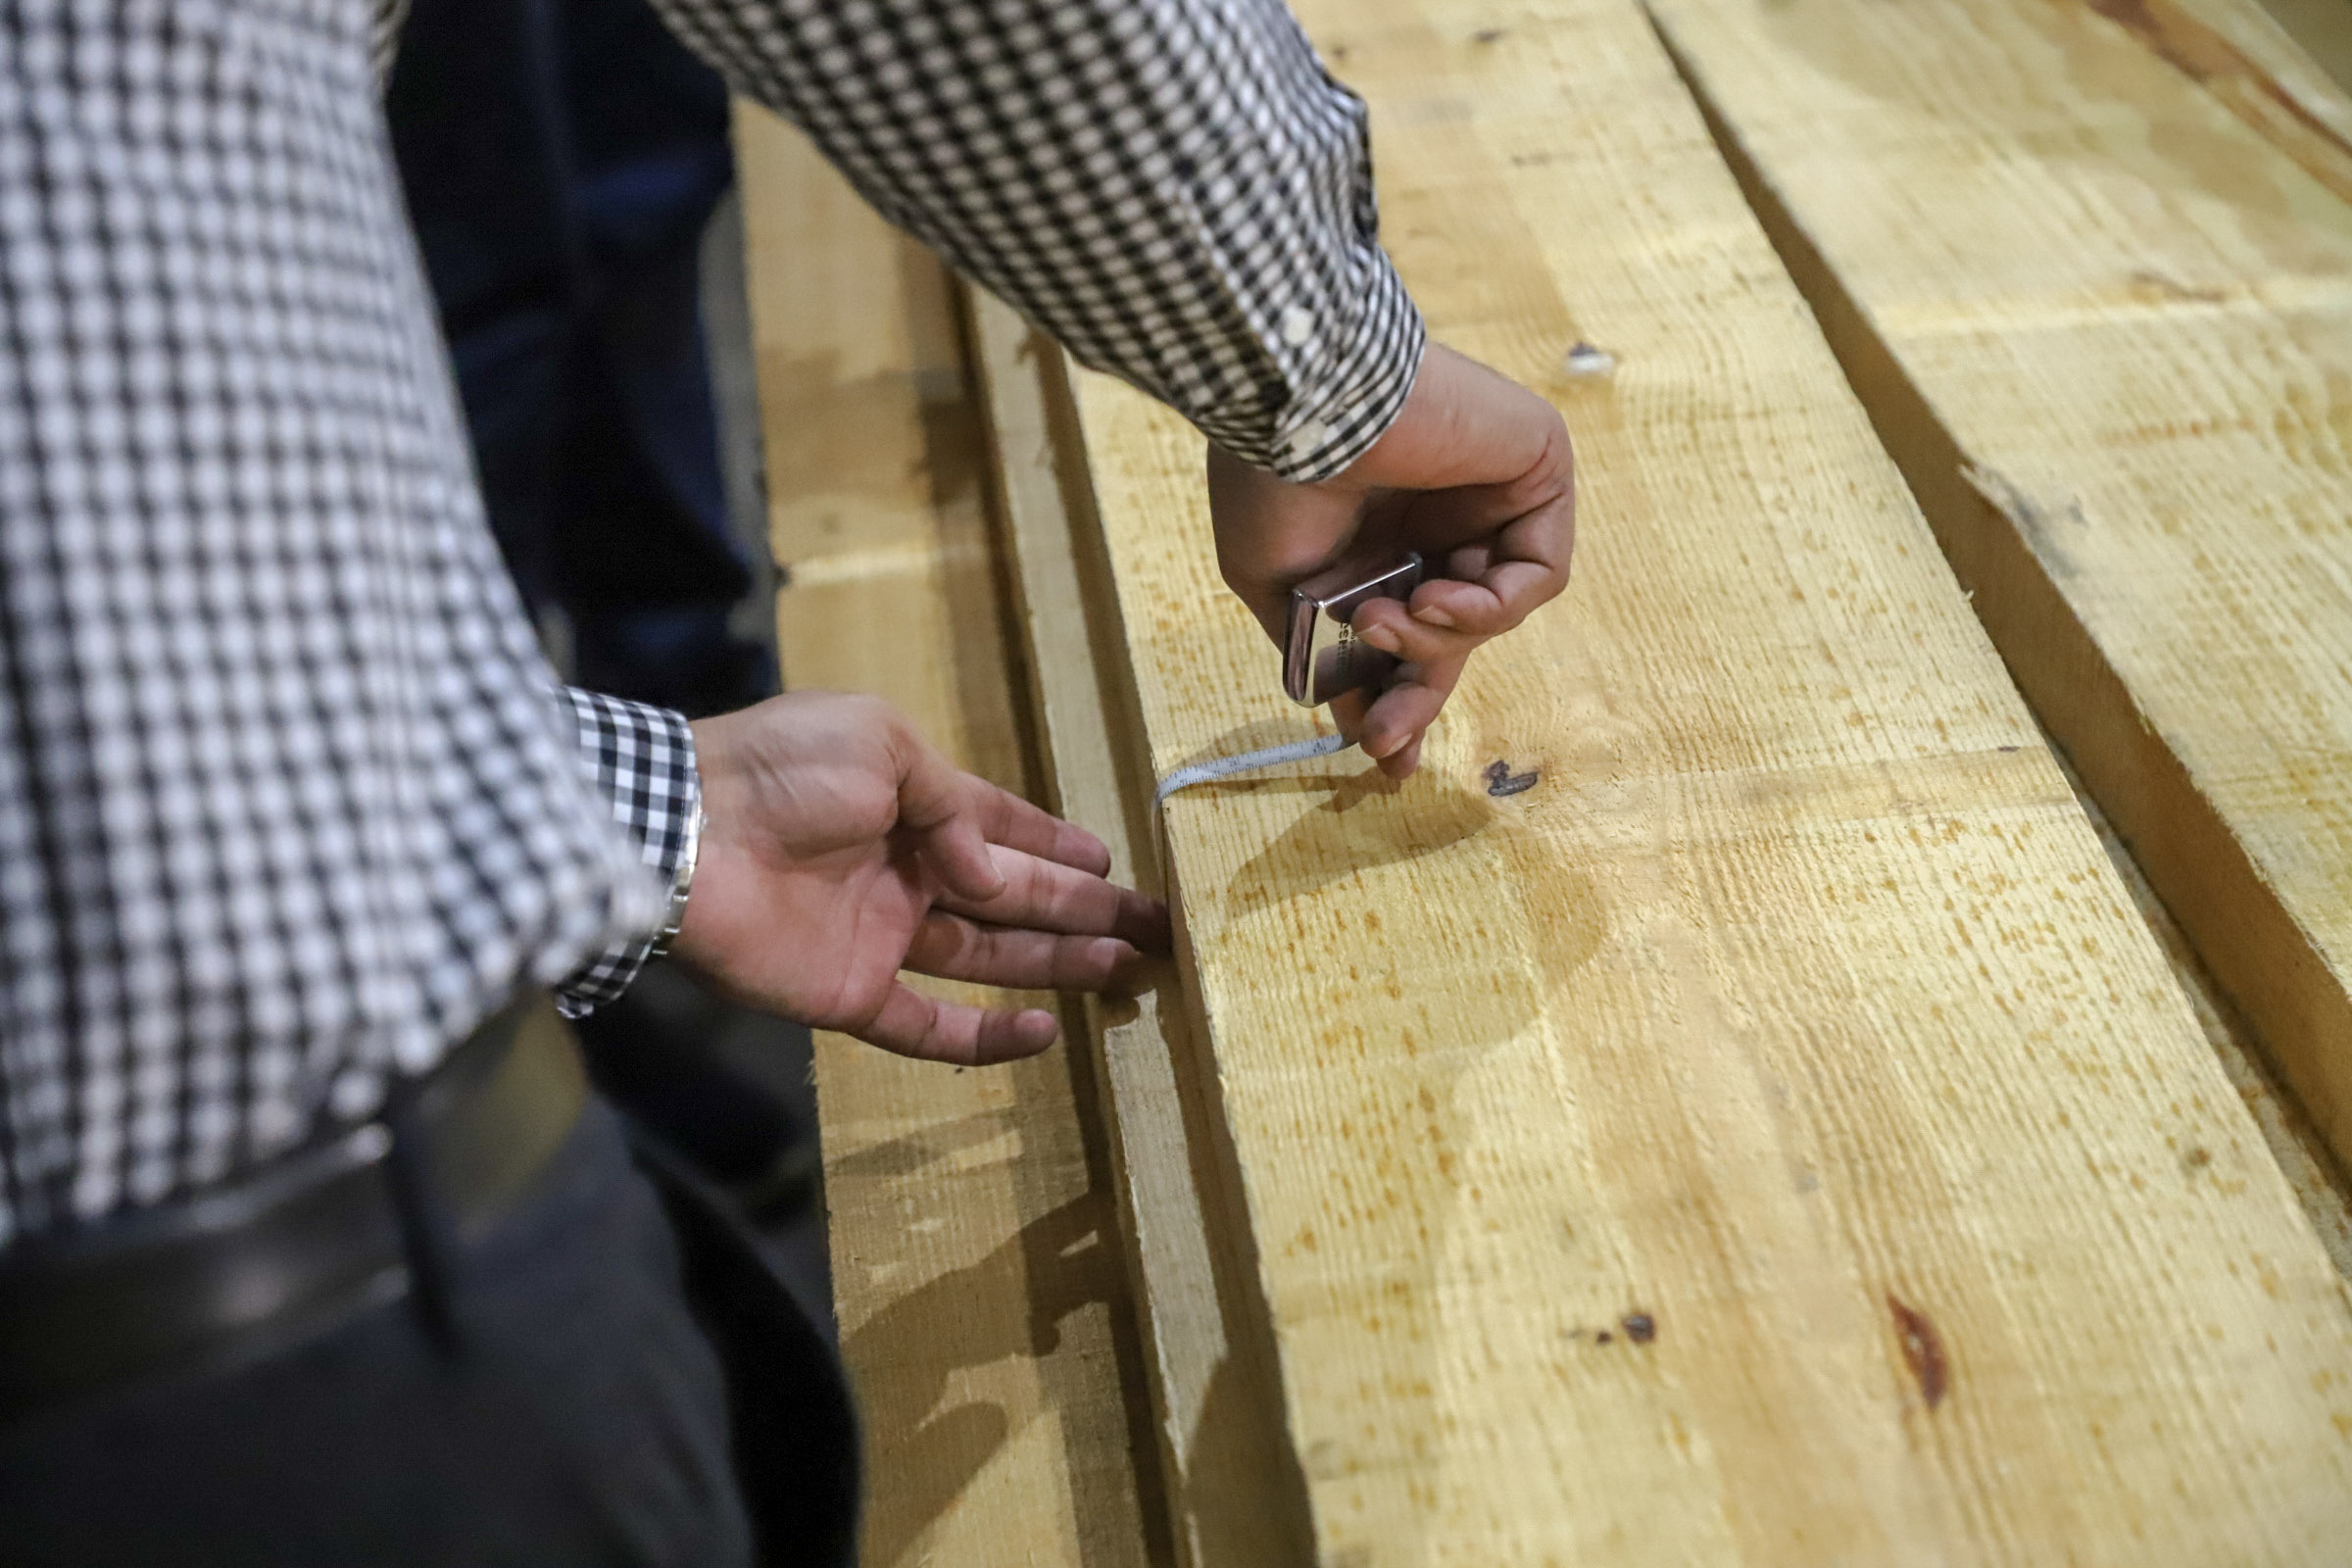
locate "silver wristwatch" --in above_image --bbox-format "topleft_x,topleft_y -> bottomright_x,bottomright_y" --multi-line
645,807 -> 706,961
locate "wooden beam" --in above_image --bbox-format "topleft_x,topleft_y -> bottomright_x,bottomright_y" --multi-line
2056,737 -> 2352,1277
963,286 -> 1313,1568
1060,0 -> 2352,1559
1642,0 -> 2352,1174
734,104 -> 1160,1568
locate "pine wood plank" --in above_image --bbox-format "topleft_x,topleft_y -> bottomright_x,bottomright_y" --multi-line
734,103 -> 1156,1568
964,286 -> 1314,1567
1062,1 -> 2352,1560
2055,737 -> 2352,1278
1642,0 -> 2352,1175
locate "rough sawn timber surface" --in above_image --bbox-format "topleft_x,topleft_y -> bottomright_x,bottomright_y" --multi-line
1063,0 -> 2352,1561
965,286 -> 1312,1568
733,104 -> 1156,1568
1642,0 -> 2352,1176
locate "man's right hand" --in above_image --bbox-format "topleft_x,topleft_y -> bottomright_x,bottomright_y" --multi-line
673,693 -> 1167,1065
1208,343 -> 1576,779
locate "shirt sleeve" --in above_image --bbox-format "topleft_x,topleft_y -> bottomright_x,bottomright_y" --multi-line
555,689 -> 702,1015
648,0 -> 1426,481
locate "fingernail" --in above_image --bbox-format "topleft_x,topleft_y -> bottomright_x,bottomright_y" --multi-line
1364,729 -> 1403,760
1362,623 -> 1402,655
1414,605 -> 1457,629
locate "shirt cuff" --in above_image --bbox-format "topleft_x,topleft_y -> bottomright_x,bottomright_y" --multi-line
1255,259 -> 1427,483
554,688 -> 700,1015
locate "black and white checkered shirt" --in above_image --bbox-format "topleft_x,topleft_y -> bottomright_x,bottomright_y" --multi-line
0,0 -> 1423,1242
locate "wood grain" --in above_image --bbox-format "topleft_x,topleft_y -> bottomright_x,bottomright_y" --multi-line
2052,734 -> 2352,1278
965,286 -> 1316,1567
1642,0 -> 2352,1173
1063,0 -> 2352,1560
734,104 -> 1157,1568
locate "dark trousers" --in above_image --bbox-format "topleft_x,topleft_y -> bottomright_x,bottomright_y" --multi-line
386,0 -> 770,717
0,1100 -> 858,1566
388,0 -> 820,1222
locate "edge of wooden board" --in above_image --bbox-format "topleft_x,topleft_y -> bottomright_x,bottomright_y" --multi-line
735,103 -> 1160,1568
962,283 -> 1318,1568
1643,2 -> 2352,1172
2049,721 -> 2352,1277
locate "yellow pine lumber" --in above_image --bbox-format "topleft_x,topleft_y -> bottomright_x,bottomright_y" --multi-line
733,104 -> 1155,1568
1641,0 -> 2352,1176
1062,0 -> 2352,1560
2055,740 -> 2352,1277
963,286 -> 1310,1568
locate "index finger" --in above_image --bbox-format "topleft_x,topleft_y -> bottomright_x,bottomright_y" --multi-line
935,846 -> 1171,954
1405,489 -> 1575,636
963,778 -> 1113,877
890,719 -> 1006,904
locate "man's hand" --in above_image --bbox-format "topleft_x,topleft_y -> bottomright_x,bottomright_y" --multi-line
1209,343 -> 1575,779
669,692 -> 1168,1065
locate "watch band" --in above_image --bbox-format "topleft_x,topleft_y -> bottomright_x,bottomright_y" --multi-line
645,806 -> 705,962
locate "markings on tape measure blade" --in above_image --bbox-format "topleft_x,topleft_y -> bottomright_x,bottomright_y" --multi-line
1153,731 -> 1351,805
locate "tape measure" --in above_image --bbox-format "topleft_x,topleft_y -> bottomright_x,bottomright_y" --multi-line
1153,731 -> 1352,805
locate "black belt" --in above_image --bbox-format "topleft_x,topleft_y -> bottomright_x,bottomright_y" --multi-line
0,995 -> 588,1429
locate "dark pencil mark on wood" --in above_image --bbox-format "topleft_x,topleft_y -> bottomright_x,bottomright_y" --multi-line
1485,760 -> 1540,798
1472,27 -> 1506,44
1887,1293 -> 1948,1409
1622,1311 -> 1655,1344
1594,1330 -> 1613,1345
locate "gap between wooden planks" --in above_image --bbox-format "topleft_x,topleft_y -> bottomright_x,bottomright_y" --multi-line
2054,728 -> 2352,1276
963,285 -> 1314,1568
1642,0 -> 2352,1182
1057,0 -> 2352,1560
733,103 -> 1164,1568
